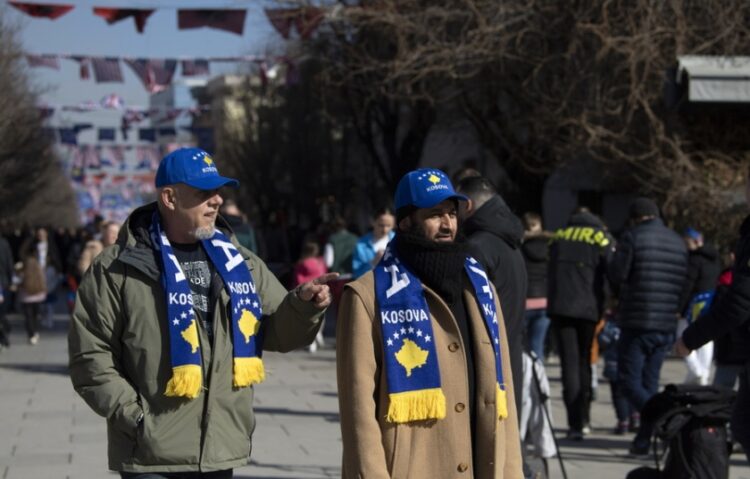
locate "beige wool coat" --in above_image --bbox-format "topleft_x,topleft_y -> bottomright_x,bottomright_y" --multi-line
336,271 -> 523,479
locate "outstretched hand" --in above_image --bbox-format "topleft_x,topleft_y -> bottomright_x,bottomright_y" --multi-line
297,272 -> 340,309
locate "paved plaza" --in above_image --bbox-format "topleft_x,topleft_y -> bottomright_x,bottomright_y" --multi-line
1,315 -> 749,479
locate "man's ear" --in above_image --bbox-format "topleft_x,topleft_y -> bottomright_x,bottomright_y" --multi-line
464,198 -> 474,216
160,187 -> 177,211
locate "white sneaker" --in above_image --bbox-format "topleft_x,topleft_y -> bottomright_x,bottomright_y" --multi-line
29,333 -> 40,345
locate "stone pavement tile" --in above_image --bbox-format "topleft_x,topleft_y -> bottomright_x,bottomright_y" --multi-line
237,461 -> 338,479
2,451 -> 71,466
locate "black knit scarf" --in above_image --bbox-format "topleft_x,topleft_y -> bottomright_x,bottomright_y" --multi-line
394,231 -> 468,305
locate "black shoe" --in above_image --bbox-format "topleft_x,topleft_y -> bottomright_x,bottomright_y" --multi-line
629,443 -> 650,457
566,429 -> 584,441
614,422 -> 628,435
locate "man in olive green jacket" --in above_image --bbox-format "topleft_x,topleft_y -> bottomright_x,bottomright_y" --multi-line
69,148 -> 335,478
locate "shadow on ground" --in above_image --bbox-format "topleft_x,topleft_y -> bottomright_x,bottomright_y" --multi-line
0,363 -> 69,376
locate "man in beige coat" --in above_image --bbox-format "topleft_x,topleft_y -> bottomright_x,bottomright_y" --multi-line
336,168 -> 522,478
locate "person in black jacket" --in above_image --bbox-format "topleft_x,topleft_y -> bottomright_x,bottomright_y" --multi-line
677,227 -> 721,385
676,171 -> 750,463
547,207 -> 613,439
521,212 -> 551,362
457,176 -> 527,427
0,234 -> 13,349
609,197 -> 688,456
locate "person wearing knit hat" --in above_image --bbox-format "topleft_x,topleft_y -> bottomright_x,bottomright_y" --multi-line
336,168 -> 523,478
69,147 -> 337,476
628,197 -> 660,220
608,196 -> 688,456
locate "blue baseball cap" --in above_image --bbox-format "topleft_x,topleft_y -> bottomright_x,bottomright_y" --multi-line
684,227 -> 702,241
155,148 -> 239,190
394,168 -> 468,210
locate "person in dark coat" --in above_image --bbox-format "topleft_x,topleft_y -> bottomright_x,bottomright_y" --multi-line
677,227 -> 721,385
547,208 -> 614,439
456,176 -> 527,426
710,257 -> 750,389
0,235 -> 13,349
521,212 -> 551,362
676,171 -> 750,464
609,197 -> 688,456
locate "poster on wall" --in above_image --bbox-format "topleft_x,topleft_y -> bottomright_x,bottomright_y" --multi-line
60,143 -> 194,224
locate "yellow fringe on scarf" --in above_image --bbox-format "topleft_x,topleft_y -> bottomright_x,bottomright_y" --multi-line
387,388 -> 446,423
165,364 -> 202,399
233,357 -> 265,387
496,383 -> 508,419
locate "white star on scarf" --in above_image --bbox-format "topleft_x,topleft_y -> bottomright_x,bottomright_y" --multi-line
494,337 -> 499,345
253,301 -> 258,308
425,335 -> 431,342
189,310 -> 195,316
393,332 -> 400,339
408,326 -> 414,333
181,312 -> 187,319
400,327 -> 406,335
173,318 -> 179,325
387,338 -> 393,347
416,330 -> 423,337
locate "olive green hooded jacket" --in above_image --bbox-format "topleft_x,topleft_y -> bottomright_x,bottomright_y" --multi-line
69,202 -> 324,473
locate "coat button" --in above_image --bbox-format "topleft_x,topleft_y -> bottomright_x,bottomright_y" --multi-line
455,402 -> 465,413
457,463 -> 469,472
448,342 -> 459,352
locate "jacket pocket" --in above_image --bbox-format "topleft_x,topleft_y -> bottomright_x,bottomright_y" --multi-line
132,382 -> 202,466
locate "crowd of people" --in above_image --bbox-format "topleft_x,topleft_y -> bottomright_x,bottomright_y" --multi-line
2,147 -> 749,478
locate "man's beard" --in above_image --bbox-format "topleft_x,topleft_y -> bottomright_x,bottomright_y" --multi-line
192,225 -> 215,240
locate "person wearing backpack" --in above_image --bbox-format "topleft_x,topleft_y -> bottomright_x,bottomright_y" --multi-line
677,167 -> 750,463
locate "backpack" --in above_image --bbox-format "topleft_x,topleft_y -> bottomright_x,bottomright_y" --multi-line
627,384 -> 736,479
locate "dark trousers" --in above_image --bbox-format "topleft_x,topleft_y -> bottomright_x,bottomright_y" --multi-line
617,328 -> 674,448
23,302 -> 41,338
732,364 -> 750,463
0,300 -> 10,346
553,316 -> 596,431
121,470 -> 232,479
609,381 -> 633,423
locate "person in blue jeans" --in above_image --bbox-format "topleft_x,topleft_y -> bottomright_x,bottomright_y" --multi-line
608,198 -> 688,456
599,316 -> 639,434
521,212 -> 551,361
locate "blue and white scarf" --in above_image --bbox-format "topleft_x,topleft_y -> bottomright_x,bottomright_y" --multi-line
374,245 -> 508,423
151,213 -> 264,399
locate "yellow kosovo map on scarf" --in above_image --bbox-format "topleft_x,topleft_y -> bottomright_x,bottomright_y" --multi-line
395,339 -> 429,377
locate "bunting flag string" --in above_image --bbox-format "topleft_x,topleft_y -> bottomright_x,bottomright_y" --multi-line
24,53 -> 284,90
8,2 -> 327,38
47,125 -> 213,147
38,101 -> 210,115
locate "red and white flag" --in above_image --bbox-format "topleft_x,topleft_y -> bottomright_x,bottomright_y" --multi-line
181,59 -> 210,77
91,57 -> 124,83
93,8 -> 154,33
178,9 -> 247,36
124,58 -> 177,93
26,54 -> 60,69
9,2 -> 73,19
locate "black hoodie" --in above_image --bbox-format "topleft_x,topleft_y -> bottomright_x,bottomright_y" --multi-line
522,235 -> 550,299
678,244 -> 721,313
547,211 -> 613,322
462,194 -> 527,421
